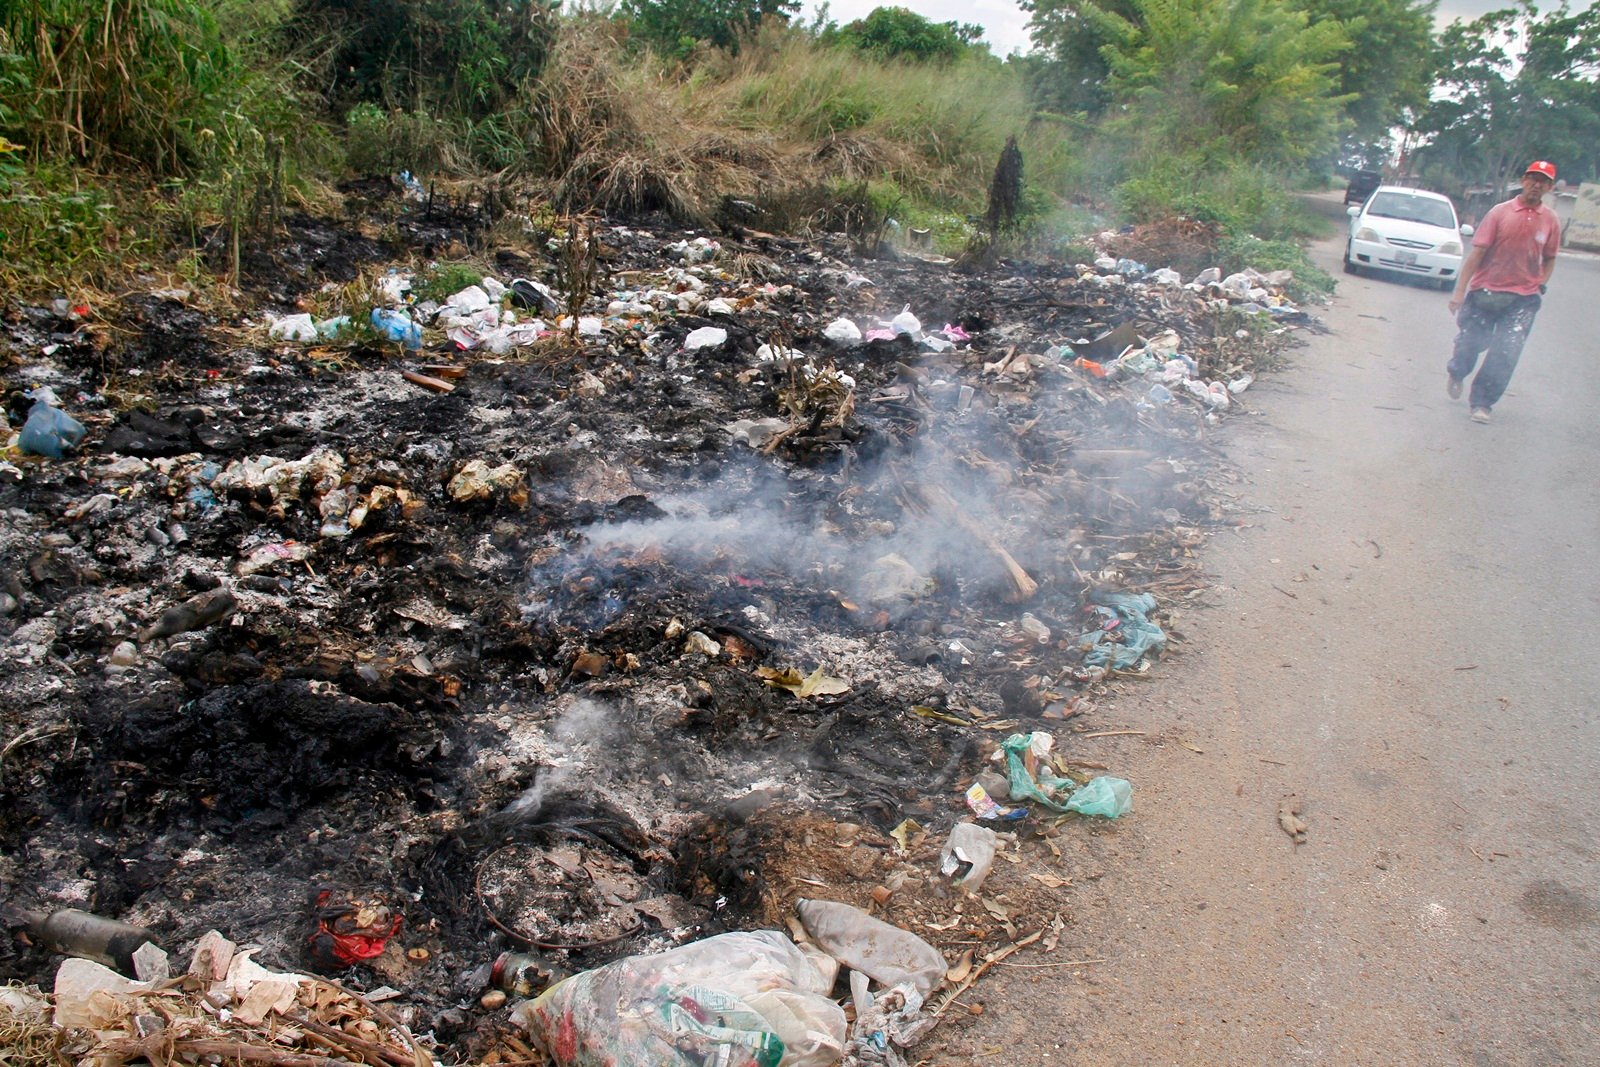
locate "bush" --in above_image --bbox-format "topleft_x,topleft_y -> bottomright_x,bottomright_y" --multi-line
345,104 -> 470,177
837,7 -> 982,62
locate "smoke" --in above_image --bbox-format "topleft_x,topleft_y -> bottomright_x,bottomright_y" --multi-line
494,697 -> 617,824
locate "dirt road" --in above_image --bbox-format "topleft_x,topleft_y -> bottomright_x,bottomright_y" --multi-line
945,198 -> 1600,1065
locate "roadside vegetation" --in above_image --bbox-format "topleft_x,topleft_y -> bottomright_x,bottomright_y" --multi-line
1,0 -> 1597,297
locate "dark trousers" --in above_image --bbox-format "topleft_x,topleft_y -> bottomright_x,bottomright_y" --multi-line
1448,290 -> 1542,409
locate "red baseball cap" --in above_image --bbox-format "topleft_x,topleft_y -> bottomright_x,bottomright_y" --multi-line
1525,160 -> 1557,181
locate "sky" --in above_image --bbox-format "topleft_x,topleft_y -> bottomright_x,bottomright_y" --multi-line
799,0 -> 1563,58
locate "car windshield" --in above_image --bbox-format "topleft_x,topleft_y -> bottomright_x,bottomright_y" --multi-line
1366,192 -> 1456,229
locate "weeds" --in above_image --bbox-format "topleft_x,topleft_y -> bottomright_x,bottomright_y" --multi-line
413,262 -> 486,303
553,221 -> 602,336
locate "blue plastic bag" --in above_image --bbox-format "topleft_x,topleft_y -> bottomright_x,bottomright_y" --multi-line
18,402 -> 87,458
370,308 -> 422,349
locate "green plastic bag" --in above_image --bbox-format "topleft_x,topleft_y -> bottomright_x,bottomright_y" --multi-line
1064,776 -> 1132,819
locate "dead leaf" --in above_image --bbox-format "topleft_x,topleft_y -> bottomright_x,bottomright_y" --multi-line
1043,912 -> 1065,952
981,897 -> 1012,920
890,819 -> 925,853
797,665 -> 850,698
946,947 -> 975,983
1028,871 -> 1071,889
1277,794 -> 1308,844
1178,738 -> 1205,754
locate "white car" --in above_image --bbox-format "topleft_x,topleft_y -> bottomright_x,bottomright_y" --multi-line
1345,186 -> 1473,290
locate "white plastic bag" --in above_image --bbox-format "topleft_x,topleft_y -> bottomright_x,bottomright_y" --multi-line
823,318 -> 862,344
268,313 -> 318,342
515,930 -> 845,1067
684,326 -> 728,351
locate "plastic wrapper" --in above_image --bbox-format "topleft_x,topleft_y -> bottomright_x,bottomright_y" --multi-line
514,930 -> 845,1067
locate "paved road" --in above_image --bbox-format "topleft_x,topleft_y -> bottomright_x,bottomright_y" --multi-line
945,201 -> 1600,1065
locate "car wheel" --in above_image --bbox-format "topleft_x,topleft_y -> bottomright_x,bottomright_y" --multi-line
1343,245 -> 1359,276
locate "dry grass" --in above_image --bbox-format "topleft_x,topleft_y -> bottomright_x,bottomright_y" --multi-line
0,990 -> 68,1067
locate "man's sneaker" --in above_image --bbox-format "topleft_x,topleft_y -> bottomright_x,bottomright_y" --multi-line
1447,375 -> 1463,399
1470,407 -> 1491,424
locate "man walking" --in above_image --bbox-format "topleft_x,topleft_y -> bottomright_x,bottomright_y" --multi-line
1446,160 -> 1560,423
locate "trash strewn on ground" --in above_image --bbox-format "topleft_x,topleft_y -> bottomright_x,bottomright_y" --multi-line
0,187 -> 1318,1062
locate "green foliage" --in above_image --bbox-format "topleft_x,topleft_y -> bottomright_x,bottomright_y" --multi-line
1097,0 -> 1352,169
0,161 -> 120,286
0,0 -> 234,174
290,0 -> 559,117
1413,2 -> 1600,192
838,7 -> 984,62
619,0 -> 799,60
1020,0 -> 1137,114
345,104 -> 468,176
1115,157 -> 1317,240
1296,0 -> 1438,144
412,261 -> 485,302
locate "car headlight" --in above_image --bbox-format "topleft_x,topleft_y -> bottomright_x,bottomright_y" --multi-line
1355,227 -> 1380,242
1439,240 -> 1462,256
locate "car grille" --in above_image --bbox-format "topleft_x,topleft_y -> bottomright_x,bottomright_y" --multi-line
1386,237 -> 1434,250
1376,258 -> 1431,273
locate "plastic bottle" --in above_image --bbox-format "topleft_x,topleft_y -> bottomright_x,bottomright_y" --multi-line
795,899 -> 945,996
1018,612 -> 1051,644
939,823 -> 998,891
26,909 -> 162,976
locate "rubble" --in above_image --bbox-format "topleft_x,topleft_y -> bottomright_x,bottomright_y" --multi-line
0,192 -> 1318,1063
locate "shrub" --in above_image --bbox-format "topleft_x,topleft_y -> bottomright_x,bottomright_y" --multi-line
345,104 -> 470,176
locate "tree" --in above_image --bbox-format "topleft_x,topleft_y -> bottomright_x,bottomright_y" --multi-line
619,0 -> 800,60
839,6 -> 985,62
1021,0 -> 1139,114
1413,2 -> 1600,193
1295,0 -> 1438,146
1093,0 -> 1352,168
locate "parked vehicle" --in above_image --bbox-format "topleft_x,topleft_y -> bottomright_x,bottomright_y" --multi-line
1344,186 -> 1473,290
1343,169 -> 1382,205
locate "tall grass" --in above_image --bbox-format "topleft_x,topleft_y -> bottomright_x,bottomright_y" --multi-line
0,0 -> 233,173
693,27 -> 1077,209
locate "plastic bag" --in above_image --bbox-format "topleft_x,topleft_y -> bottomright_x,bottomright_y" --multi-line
369,308 -> 422,349
19,402 -> 87,459
268,313 -> 318,342
1064,776 -> 1133,819
939,823 -> 997,890
823,318 -> 862,344
684,326 -> 727,351
889,306 -> 920,336
1077,592 -> 1166,670
796,899 -> 944,997
514,930 -> 845,1067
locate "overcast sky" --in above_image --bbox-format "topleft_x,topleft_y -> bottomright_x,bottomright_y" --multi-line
800,0 -> 1581,57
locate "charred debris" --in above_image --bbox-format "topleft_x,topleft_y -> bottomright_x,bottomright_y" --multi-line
0,186 -> 1317,1062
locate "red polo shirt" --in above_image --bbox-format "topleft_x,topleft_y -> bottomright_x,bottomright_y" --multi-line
1469,196 -> 1560,295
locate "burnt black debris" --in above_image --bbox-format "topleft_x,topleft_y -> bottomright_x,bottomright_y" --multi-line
0,186 -> 1313,1056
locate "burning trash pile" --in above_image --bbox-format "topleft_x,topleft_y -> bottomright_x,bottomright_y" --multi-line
0,195 -> 1318,1064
